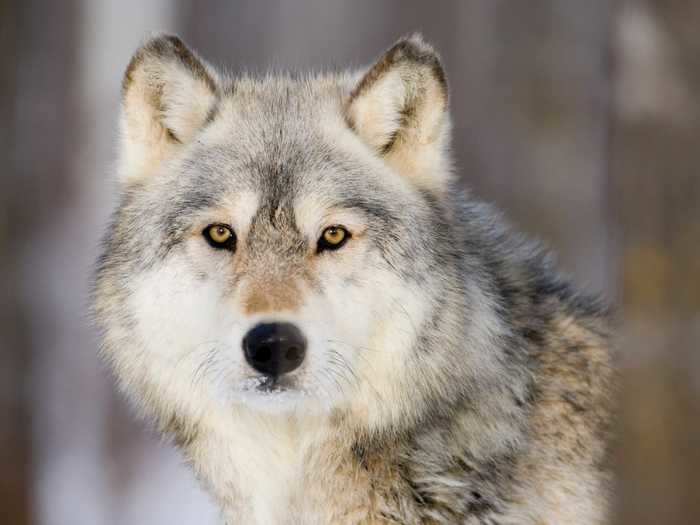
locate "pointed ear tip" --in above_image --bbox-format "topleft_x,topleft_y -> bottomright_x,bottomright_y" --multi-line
393,33 -> 440,60
122,33 -> 181,93
403,32 -> 432,49
148,31 -> 183,44
389,34 -> 446,81
131,32 -> 192,65
388,34 -> 447,96
122,33 -> 217,97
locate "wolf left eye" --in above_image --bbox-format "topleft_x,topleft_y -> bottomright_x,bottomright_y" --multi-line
317,226 -> 350,253
203,224 -> 236,251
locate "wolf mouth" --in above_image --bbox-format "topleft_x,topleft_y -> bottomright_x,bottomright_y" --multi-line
252,375 -> 296,393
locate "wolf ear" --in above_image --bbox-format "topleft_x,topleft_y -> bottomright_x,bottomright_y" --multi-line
345,35 -> 451,190
118,34 -> 219,184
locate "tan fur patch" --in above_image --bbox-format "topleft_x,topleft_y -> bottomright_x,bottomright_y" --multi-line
242,277 -> 302,315
512,313 -> 614,523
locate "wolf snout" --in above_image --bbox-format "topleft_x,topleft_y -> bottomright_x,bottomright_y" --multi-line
242,322 -> 307,377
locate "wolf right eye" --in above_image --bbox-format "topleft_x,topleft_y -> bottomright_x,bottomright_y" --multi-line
317,225 -> 350,253
203,224 -> 236,251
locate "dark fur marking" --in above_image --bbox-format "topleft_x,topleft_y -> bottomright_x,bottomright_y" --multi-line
562,391 -> 586,413
379,106 -> 415,155
203,99 -> 220,125
379,128 -> 400,155
166,128 -> 181,144
336,196 -> 399,226
520,326 -> 544,346
467,490 -> 496,516
396,458 -> 436,509
351,442 -> 369,469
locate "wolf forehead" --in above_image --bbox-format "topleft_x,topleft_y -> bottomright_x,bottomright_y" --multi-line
157,132 -> 405,246
148,72 -> 389,206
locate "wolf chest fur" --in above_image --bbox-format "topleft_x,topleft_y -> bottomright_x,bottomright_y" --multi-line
94,34 -> 615,524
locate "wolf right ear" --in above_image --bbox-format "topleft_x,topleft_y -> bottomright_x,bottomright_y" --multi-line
345,35 -> 451,192
118,35 -> 219,184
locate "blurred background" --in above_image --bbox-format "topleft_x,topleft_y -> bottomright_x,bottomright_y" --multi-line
2,1 -> 698,523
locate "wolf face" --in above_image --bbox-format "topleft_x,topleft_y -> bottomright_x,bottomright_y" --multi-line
95,35 -> 510,438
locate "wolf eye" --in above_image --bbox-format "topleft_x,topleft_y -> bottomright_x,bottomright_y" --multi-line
317,226 -> 350,253
203,224 -> 236,251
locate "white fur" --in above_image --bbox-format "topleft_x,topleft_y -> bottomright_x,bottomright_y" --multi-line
347,69 -> 408,153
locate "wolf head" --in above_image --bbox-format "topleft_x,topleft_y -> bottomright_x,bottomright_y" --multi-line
95,35 -> 514,439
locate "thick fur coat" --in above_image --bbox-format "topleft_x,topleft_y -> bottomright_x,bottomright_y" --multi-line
94,34 -> 615,524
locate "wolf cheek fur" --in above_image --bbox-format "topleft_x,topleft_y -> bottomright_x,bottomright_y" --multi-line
94,33 -> 615,524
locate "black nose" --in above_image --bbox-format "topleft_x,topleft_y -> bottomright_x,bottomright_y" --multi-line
242,322 -> 307,377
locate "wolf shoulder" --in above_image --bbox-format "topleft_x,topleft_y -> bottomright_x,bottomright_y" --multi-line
461,199 -> 616,521
520,292 -> 615,524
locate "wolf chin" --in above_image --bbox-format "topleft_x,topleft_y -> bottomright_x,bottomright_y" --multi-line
94,34 -> 615,524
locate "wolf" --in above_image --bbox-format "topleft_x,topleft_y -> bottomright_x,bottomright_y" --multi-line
93,33 -> 615,524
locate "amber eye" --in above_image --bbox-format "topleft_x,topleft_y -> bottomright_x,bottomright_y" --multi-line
203,224 -> 236,251
317,225 -> 350,253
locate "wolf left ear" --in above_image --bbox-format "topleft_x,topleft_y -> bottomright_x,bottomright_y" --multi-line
346,35 -> 451,191
118,34 -> 219,184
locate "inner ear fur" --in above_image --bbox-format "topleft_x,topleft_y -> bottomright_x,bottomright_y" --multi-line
119,34 -> 219,183
345,34 -> 449,156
